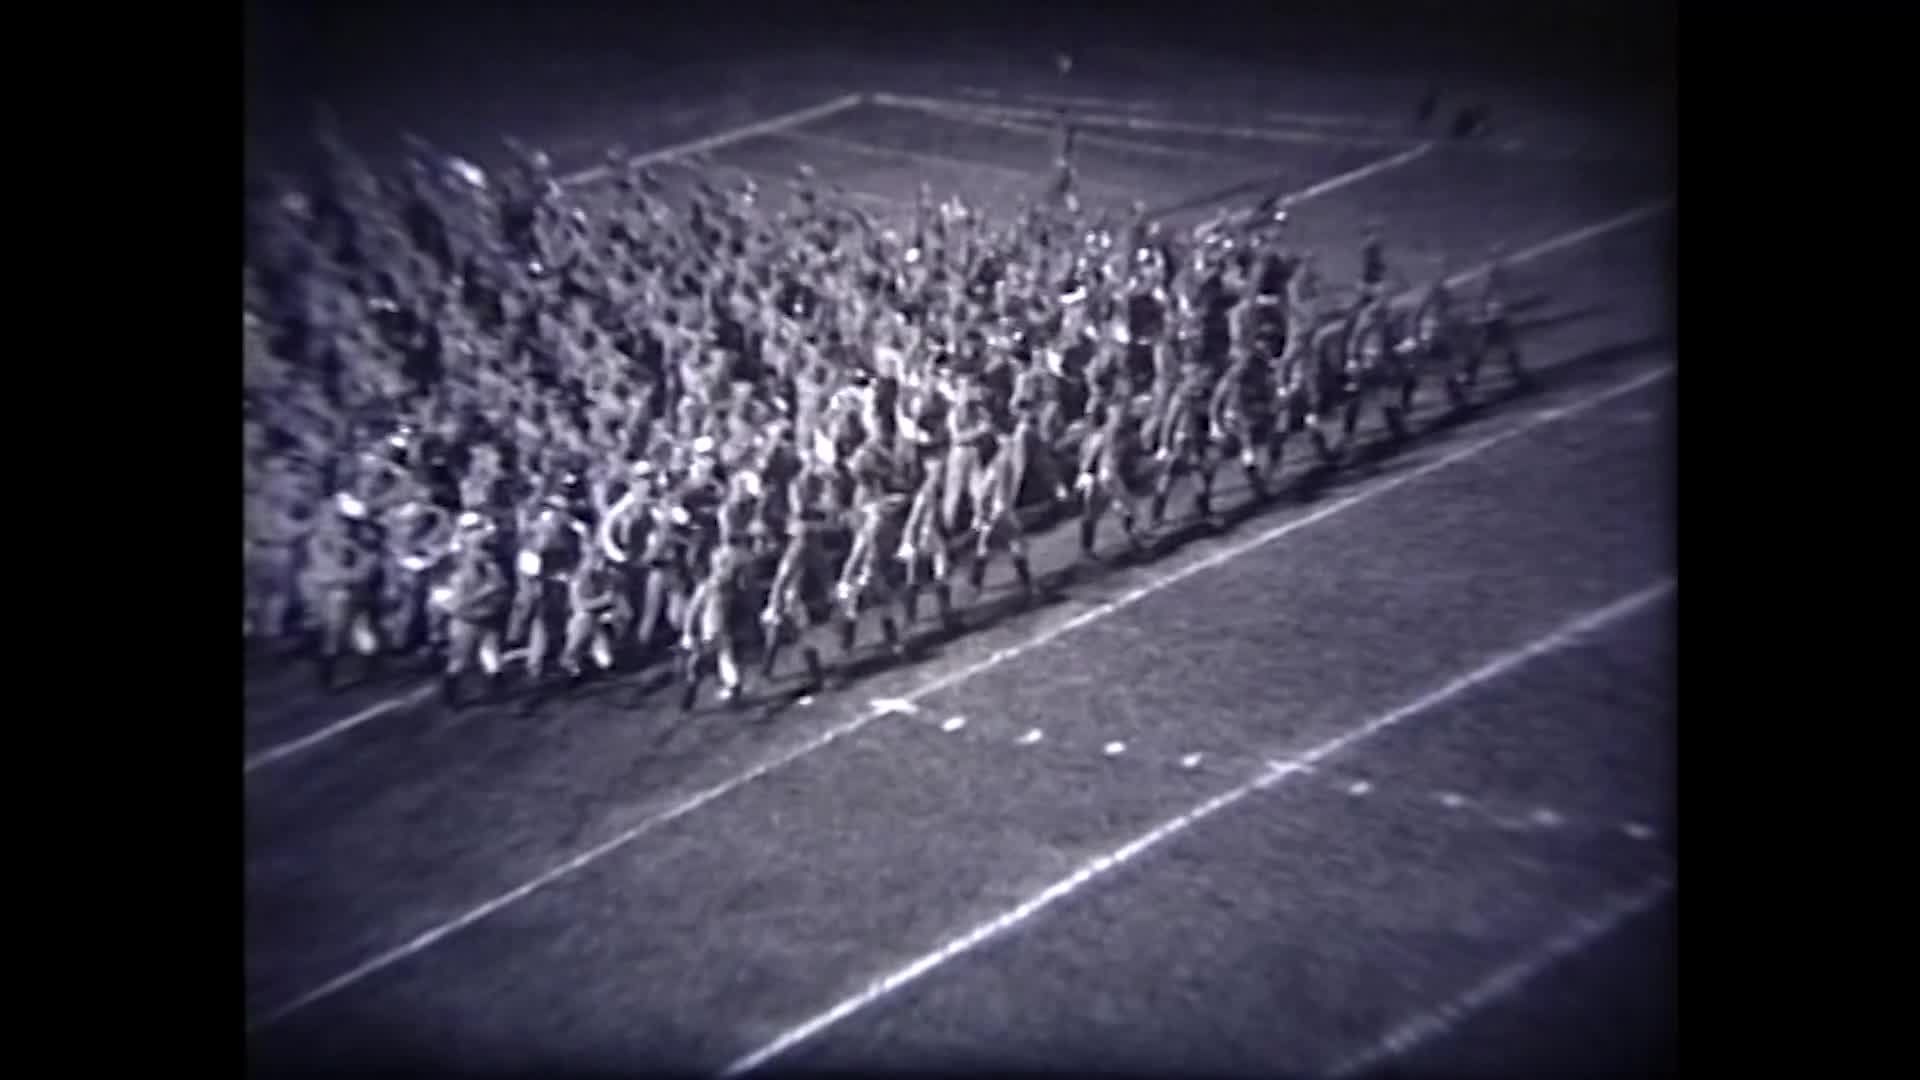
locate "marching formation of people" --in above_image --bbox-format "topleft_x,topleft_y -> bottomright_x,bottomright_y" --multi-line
243,109 -> 1525,712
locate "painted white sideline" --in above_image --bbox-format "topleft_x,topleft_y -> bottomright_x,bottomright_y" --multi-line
719,581 -> 1677,1076
913,105 -> 1256,161
244,685 -> 436,775
558,93 -> 863,188
956,86 -> 1164,116
872,91 -> 1414,150
1323,875 -> 1675,1077
955,85 -> 1374,130
1153,143 -> 1432,220
774,127 -> 1128,196
952,87 -> 1375,131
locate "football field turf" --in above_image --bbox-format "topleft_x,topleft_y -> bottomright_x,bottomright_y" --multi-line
246,38 -> 1675,1077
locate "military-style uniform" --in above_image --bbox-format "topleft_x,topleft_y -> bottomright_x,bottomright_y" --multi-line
715,470 -> 763,556
1010,359 -> 1069,495
1469,261 -> 1523,387
594,472 -> 654,649
940,382 -> 999,542
1347,295 -> 1409,440
558,549 -> 629,682
1359,229 -> 1388,301
1210,355 -> 1280,494
507,498 -> 589,682
1301,313 -> 1359,459
965,408 -> 1038,596
746,435 -> 803,558
308,500 -> 387,689
383,500 -> 452,653
438,542 -> 510,706
1402,276 -> 1463,409
1150,363 -> 1221,524
679,547 -> 747,710
833,441 -> 909,655
1413,277 -> 1454,345
1348,296 -> 1395,382
1076,399 -> 1147,556
758,464 -> 835,685
1284,257 -> 1322,358
1084,335 -> 1129,428
898,384 -> 951,471
634,495 -> 694,658
897,456 -> 958,627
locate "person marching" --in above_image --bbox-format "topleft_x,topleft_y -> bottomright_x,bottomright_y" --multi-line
308,492 -> 388,691
1358,220 -> 1389,303
1148,350 -> 1223,526
1346,288 -> 1407,442
1209,349 -> 1281,498
506,491 -> 591,691
678,545 -> 750,710
832,434 -> 911,658
1468,246 -> 1525,389
1075,391 -> 1149,558
758,458 -> 835,689
436,527 -> 511,708
555,543 -> 629,690
895,377 -> 958,629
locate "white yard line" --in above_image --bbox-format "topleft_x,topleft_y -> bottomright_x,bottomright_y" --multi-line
954,85 -> 1374,130
719,582 -> 1677,1076
1323,875 -> 1676,1078
1261,108 -> 1385,130
872,91 -> 1414,150
241,136 -> 1442,777
1146,142 -> 1433,222
921,105 -> 1251,162
248,213 -> 1671,1027
954,86 -> 1161,116
556,93 -> 863,188
244,685 -> 436,776
771,128 -> 1128,196
778,129 -> 1043,183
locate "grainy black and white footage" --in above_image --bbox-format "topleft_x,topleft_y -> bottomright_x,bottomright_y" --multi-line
244,1 -> 1676,1075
